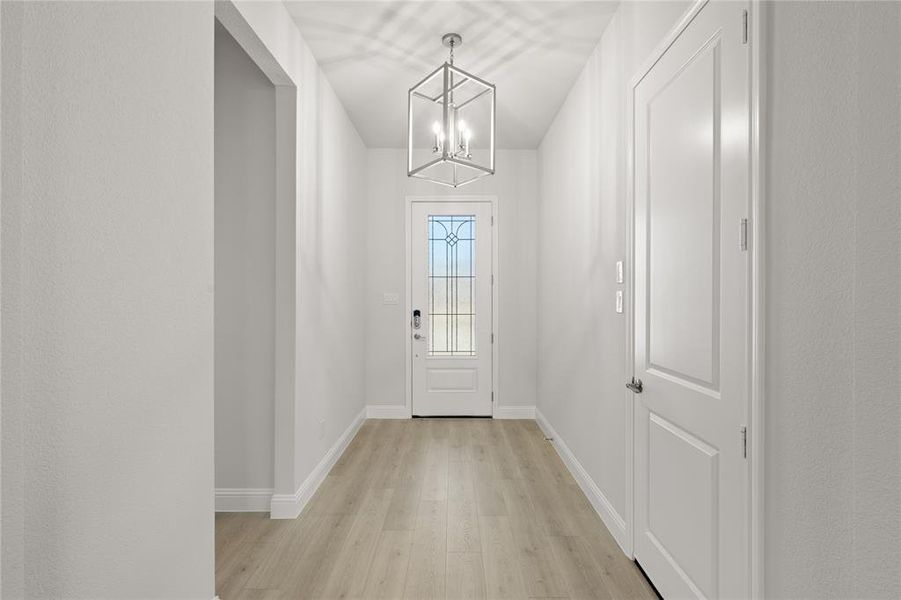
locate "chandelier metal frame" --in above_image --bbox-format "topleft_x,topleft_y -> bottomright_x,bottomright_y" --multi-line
407,33 -> 496,188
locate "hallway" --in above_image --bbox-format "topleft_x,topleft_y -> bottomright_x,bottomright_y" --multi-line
4,1 -> 901,597
215,419 -> 657,599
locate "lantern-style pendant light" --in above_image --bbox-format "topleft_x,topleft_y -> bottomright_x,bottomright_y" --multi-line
407,33 -> 496,188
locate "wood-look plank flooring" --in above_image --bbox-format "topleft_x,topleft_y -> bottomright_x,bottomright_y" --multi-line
216,419 -> 657,599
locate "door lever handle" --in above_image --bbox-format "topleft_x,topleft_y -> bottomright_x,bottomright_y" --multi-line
414,333 -> 427,341
626,377 -> 643,394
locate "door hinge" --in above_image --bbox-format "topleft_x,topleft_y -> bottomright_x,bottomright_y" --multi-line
491,391 -> 495,403
490,333 -> 495,344
740,426 -> 748,458
490,273 -> 494,285
491,215 -> 494,226
740,218 -> 749,251
741,9 -> 749,44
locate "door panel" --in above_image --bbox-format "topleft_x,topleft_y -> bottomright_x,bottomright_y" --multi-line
647,42 -> 720,390
411,202 -> 493,416
426,368 -> 478,392
647,414 -> 719,597
632,2 -> 750,598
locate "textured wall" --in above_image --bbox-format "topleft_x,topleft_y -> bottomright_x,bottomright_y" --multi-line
1,3 -> 24,594
363,149 -> 539,413
1,1 -> 214,597
765,2 -> 901,598
214,22 -> 277,492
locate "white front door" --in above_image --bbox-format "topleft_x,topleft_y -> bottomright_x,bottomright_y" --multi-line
632,2 -> 750,598
411,201 -> 493,416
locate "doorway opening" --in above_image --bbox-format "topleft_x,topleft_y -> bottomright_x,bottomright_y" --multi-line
213,20 -> 278,510
212,4 -> 298,523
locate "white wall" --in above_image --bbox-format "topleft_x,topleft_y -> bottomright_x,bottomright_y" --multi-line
289,31 -> 367,493
214,22 -> 277,494
764,2 -> 901,598
365,149 -> 538,415
535,0 -> 692,551
1,2 -> 214,598
223,2 -> 368,505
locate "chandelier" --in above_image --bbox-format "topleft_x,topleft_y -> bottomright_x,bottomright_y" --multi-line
407,33 -> 496,188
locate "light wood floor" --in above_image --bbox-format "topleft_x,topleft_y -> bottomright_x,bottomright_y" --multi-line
216,418 -> 657,599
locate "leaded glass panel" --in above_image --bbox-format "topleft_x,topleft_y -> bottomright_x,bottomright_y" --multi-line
428,215 -> 476,356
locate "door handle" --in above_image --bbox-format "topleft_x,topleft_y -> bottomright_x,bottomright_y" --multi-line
626,377 -> 643,393
414,333 -> 427,341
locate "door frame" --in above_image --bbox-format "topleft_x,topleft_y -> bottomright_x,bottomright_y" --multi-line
624,1 -> 766,596
405,195 -> 499,419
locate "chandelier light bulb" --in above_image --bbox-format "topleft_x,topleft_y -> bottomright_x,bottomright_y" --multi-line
432,121 -> 443,153
456,120 -> 468,154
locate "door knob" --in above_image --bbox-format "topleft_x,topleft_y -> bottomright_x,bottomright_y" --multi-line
626,377 -> 643,393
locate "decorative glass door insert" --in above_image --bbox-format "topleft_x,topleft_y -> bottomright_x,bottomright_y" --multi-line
428,215 -> 476,356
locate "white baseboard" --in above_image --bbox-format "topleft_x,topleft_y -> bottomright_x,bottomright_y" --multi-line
365,404 -> 535,419
366,404 -> 410,419
215,487 -> 274,512
269,406 -> 367,519
366,404 -> 535,419
493,405 -> 536,419
535,409 -> 630,554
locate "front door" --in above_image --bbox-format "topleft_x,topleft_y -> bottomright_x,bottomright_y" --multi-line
411,201 -> 493,416
631,2 -> 750,598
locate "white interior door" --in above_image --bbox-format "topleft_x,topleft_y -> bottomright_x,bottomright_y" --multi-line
411,201 -> 493,416
632,3 -> 750,598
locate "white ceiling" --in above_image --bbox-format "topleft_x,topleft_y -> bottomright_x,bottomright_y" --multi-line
284,1 -> 618,149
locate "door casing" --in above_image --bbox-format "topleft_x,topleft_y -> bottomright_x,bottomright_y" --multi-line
624,1 -> 766,596
405,195 -> 499,419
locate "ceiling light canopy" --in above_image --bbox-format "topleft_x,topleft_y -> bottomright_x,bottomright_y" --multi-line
407,33 -> 496,188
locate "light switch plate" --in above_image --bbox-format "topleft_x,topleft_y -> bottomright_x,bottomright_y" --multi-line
616,261 -> 624,284
383,293 -> 399,305
616,290 -> 624,314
